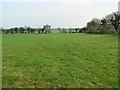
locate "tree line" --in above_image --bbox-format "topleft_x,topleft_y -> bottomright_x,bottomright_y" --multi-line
1,25 -> 52,34
1,11 -> 120,34
54,11 -> 120,34
82,11 -> 120,34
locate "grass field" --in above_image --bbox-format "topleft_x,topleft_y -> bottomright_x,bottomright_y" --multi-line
2,33 -> 118,88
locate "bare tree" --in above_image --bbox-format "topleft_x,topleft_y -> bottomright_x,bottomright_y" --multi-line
43,24 -> 51,34
110,12 -> 120,32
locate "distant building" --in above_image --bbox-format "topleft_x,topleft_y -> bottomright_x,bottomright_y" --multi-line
118,1 -> 120,11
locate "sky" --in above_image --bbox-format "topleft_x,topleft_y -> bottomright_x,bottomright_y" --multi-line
0,0 -> 119,28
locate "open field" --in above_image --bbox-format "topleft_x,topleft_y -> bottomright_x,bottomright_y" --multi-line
2,33 -> 118,88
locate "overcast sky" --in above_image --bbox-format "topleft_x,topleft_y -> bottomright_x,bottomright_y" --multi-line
0,0 -> 119,28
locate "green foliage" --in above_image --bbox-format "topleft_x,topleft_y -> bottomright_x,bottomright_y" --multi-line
2,33 -> 118,88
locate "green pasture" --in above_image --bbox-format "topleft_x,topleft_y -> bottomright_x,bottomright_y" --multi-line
2,33 -> 118,88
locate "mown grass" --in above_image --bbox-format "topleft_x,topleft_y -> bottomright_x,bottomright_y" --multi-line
2,33 -> 118,88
